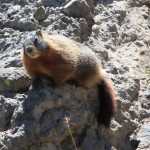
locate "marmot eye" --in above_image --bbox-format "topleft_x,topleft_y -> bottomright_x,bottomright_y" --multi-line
34,37 -> 38,45
33,37 -> 49,51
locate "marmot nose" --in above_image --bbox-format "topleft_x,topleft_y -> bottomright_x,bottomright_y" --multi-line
26,47 -> 33,53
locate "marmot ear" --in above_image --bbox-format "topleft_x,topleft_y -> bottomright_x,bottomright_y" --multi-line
36,30 -> 43,38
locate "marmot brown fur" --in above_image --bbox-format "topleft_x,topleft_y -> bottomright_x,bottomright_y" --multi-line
22,31 -> 117,127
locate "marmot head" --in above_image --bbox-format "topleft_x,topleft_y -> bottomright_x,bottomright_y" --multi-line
23,31 -> 49,59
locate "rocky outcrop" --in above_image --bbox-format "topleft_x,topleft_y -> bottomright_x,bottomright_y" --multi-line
0,79 -> 98,150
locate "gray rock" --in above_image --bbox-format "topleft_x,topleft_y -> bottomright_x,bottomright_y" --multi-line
130,118 -> 150,150
0,79 -> 99,150
34,6 -> 47,22
31,143 -> 57,150
0,95 -> 18,131
13,0 -> 29,6
63,0 -> 92,19
5,18 -> 38,31
80,18 -> 91,41
0,67 -> 31,93
46,13 -> 81,39
81,128 -> 106,150
97,0 -> 113,5
7,5 -> 21,16
41,0 -> 65,7
128,0 -> 150,7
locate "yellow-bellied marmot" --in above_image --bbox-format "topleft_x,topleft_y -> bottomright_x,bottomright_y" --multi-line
22,31 -> 117,127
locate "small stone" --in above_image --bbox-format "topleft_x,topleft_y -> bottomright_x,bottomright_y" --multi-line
63,0 -> 91,18
80,18 -> 90,41
140,50 -> 146,55
34,6 -> 47,22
